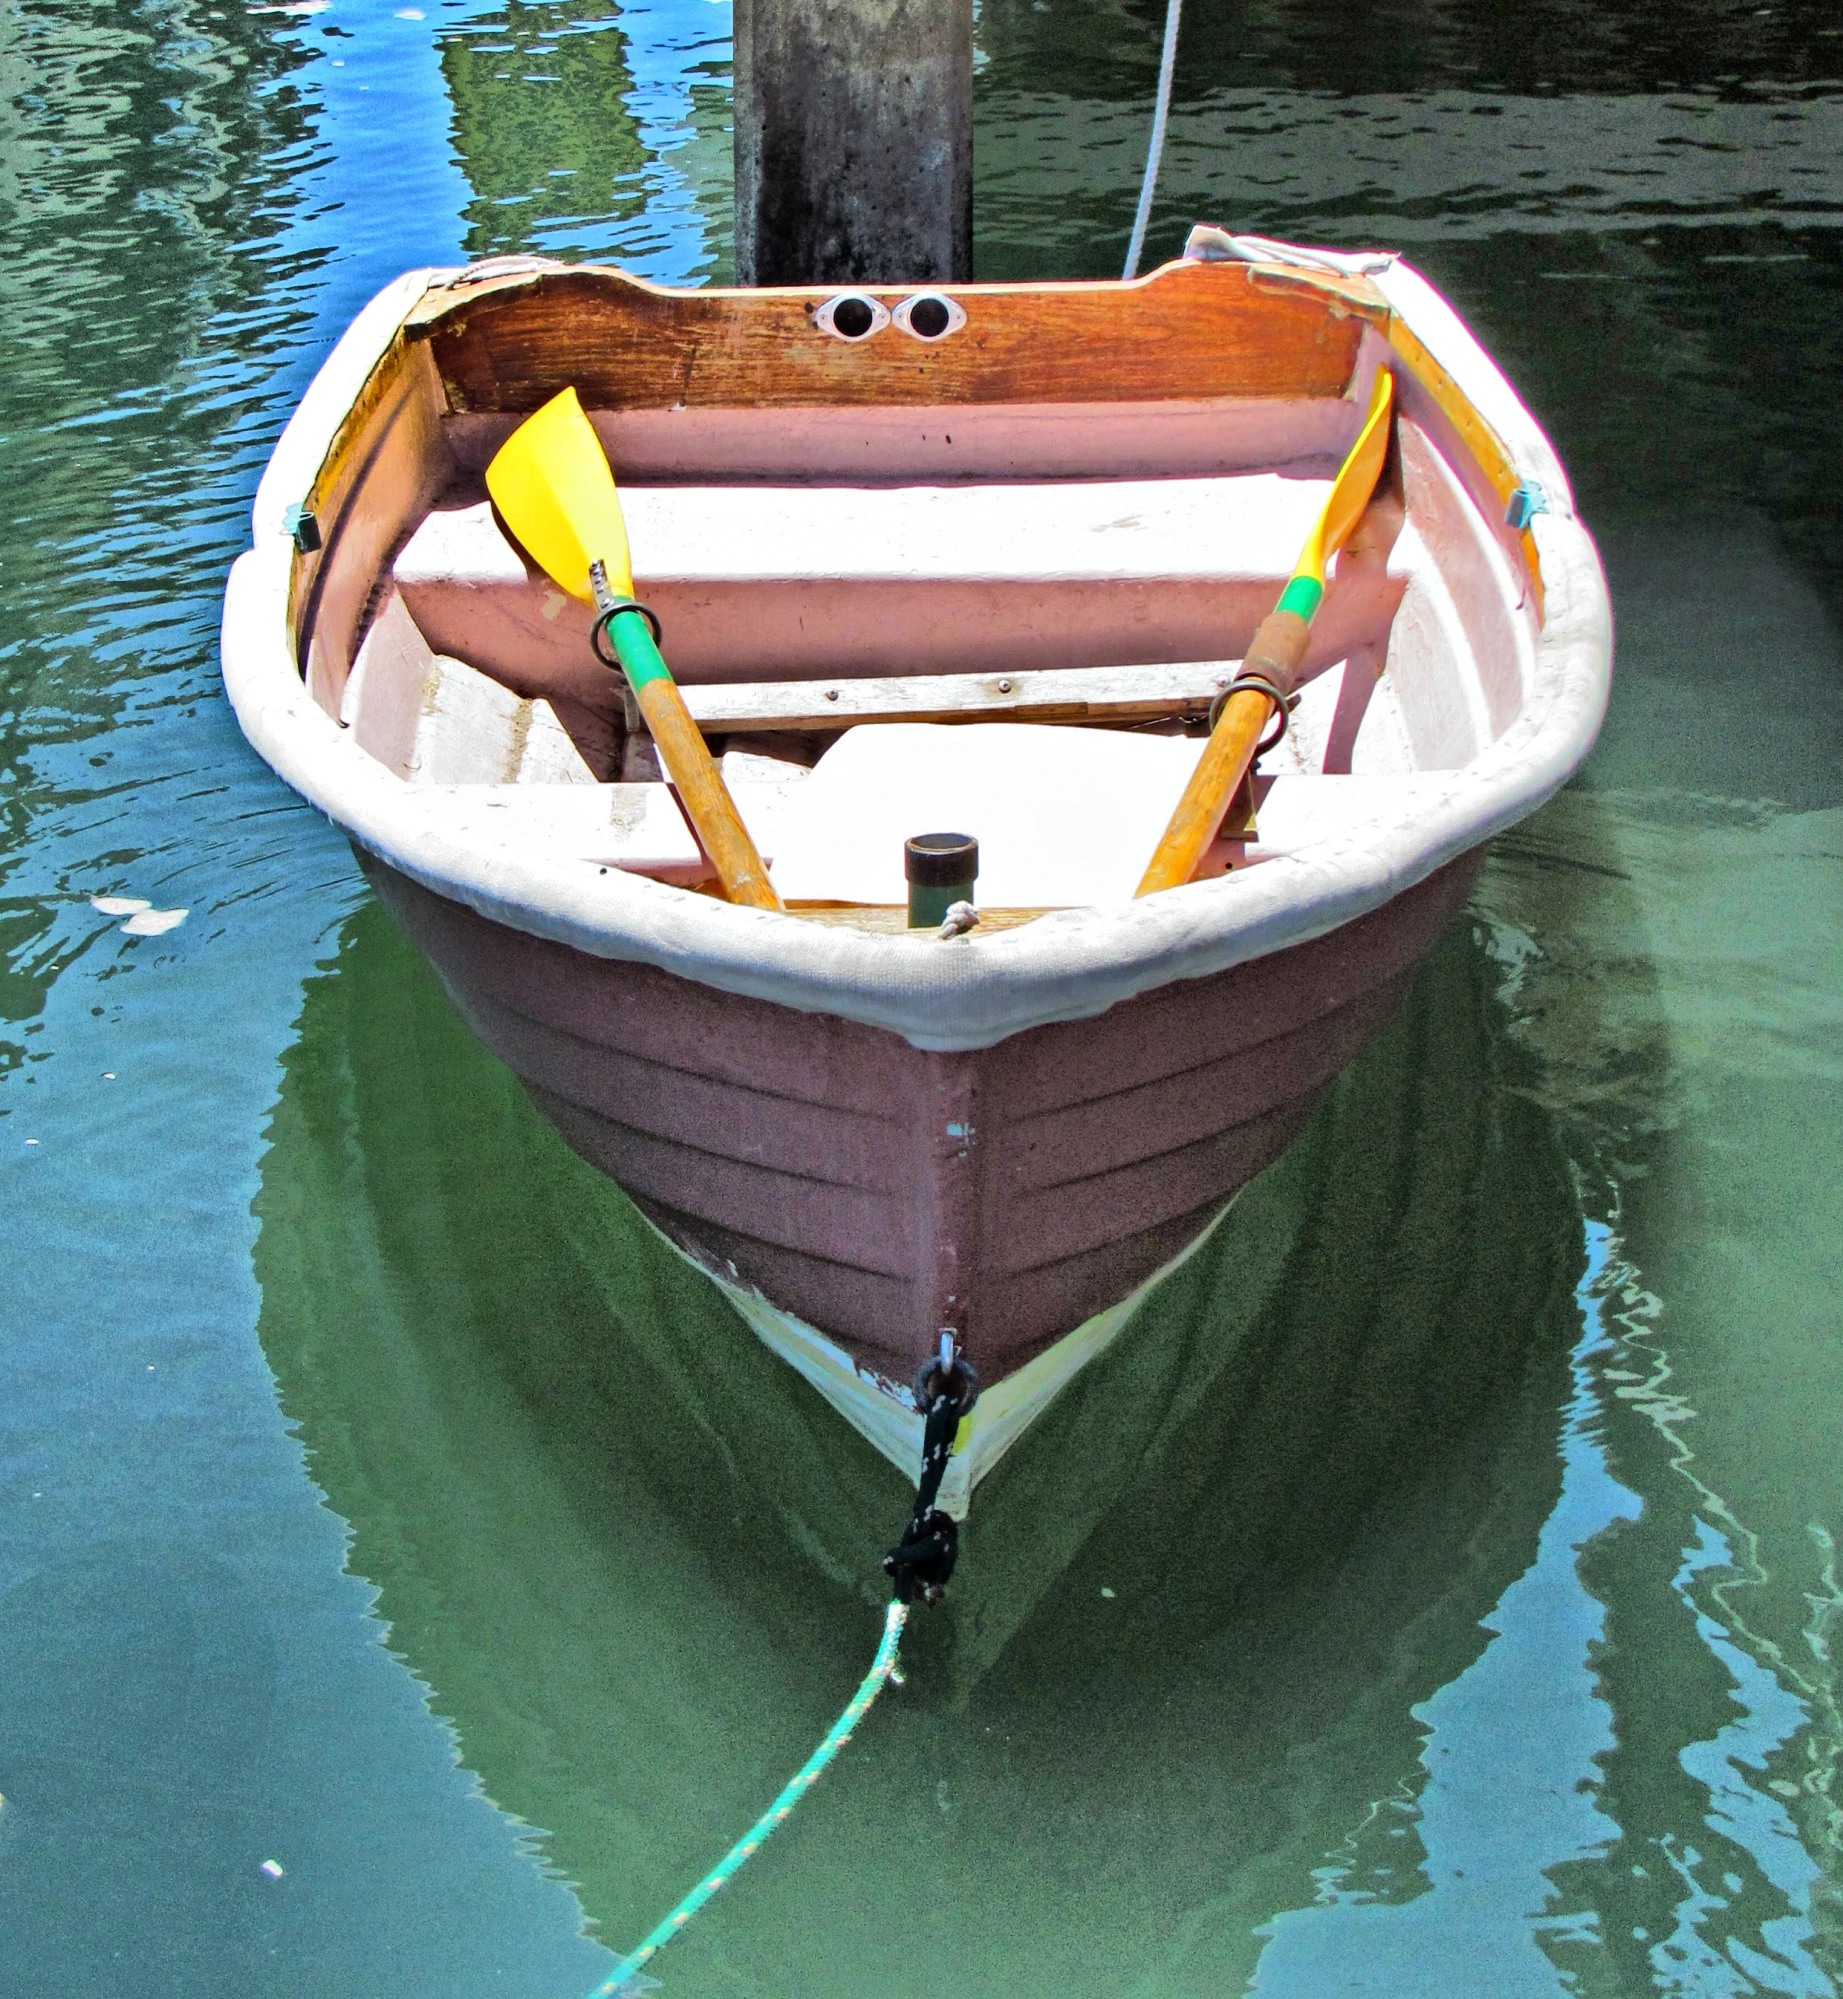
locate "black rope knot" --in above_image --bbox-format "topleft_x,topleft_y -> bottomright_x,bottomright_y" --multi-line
883,1348 -> 979,1606
884,1507 -> 958,1607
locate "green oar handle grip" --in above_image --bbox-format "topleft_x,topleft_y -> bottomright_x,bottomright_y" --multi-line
589,562 -> 670,690
1135,608 -> 1313,898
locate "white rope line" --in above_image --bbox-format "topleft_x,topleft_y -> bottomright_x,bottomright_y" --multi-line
1122,0 -> 1183,280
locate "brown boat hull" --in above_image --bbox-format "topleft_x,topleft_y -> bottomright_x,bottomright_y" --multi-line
361,851 -> 1481,1389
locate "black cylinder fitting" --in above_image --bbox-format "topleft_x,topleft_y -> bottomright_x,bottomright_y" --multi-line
905,832 -> 978,929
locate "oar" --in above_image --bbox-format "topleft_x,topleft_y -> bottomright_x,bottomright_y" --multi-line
485,387 -> 783,913
1136,367 -> 1396,897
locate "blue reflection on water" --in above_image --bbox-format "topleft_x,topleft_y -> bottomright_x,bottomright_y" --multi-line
1254,1217 -> 1834,1995
1252,1220 -> 1632,1993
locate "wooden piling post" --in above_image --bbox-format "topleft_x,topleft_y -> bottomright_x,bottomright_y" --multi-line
733,0 -> 973,285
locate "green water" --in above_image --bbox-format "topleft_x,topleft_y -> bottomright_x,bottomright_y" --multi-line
2,2 -> 1840,1992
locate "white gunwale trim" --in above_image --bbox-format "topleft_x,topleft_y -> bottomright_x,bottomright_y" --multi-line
222,254 -> 1612,1055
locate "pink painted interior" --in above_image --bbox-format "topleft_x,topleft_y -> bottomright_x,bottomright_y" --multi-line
1398,422 -> 1533,739
400,568 -> 1406,697
300,341 -> 450,715
297,335 -> 1533,787
439,396 -> 1370,485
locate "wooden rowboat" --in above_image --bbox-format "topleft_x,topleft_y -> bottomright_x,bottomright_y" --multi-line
221,232 -> 1611,1513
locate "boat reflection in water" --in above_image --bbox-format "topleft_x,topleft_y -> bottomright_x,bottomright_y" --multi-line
253,898 -> 1583,1993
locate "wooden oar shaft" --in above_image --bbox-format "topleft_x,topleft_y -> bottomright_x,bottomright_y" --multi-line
1134,609 -> 1312,897
635,677 -> 783,911
1136,366 -> 1396,901
593,576 -> 781,911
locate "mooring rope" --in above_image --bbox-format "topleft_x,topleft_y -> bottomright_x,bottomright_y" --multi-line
588,1348 -> 975,1993
1122,0 -> 1184,279
589,1600 -> 910,1998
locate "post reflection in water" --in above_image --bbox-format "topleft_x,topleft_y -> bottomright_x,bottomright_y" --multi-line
254,899 -> 1676,1994
439,3 -> 650,259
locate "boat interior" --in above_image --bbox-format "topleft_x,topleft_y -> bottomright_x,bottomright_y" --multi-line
292,258 -> 1542,918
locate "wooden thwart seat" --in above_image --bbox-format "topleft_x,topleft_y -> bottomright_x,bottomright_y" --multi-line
678,660 -> 1236,733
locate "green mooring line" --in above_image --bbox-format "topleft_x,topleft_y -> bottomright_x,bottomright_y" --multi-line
590,1600 -> 911,1998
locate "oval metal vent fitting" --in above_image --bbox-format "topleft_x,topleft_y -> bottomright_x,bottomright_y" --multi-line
814,294 -> 890,342
892,293 -> 966,342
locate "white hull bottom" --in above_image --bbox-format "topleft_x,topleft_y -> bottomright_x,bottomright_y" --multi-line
649,1195 -> 1241,1518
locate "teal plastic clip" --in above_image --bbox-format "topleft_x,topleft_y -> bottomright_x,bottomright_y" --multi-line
1504,482 -> 1549,532
281,502 -> 321,554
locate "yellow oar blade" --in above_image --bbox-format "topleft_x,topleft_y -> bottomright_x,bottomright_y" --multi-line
482,387 -> 781,913
485,386 -> 634,602
1296,366 -> 1394,586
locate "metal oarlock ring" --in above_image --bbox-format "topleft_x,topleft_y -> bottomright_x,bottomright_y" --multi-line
1210,672 -> 1299,756
591,597 -> 665,669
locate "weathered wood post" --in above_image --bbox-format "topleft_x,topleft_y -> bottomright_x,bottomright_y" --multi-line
733,0 -> 973,285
